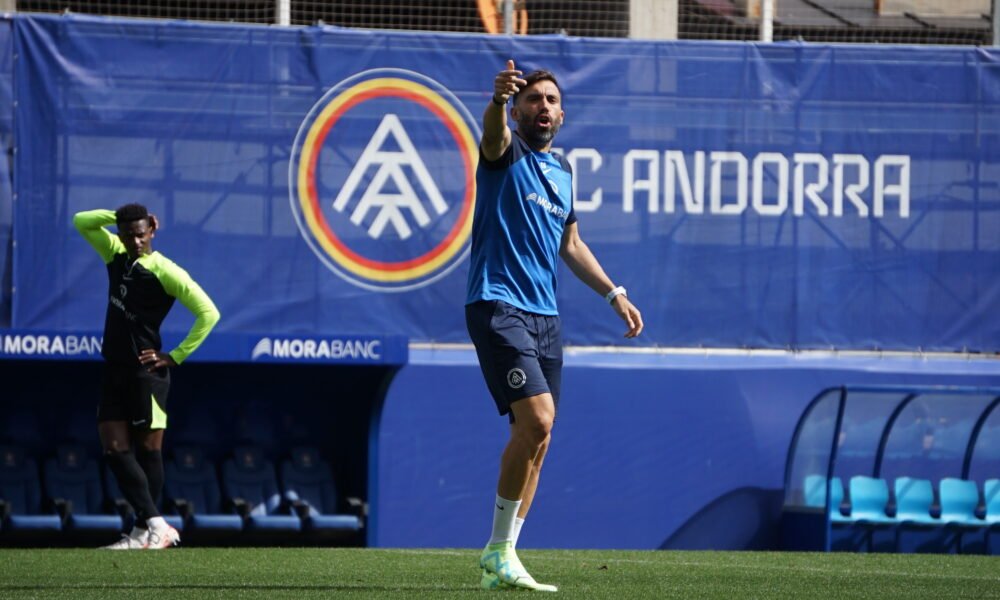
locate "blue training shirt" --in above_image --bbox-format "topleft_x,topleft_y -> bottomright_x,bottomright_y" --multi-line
466,133 -> 577,315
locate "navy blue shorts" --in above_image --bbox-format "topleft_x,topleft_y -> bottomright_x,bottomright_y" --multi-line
465,300 -> 563,420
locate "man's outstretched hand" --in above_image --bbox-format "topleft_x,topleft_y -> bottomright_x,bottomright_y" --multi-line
493,59 -> 527,105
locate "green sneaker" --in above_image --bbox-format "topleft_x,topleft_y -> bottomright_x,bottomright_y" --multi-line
479,542 -> 558,592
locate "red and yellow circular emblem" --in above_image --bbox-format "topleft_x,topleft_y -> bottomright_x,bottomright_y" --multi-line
290,69 -> 480,291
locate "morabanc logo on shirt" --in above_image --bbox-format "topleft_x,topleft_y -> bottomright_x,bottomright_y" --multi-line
289,68 -> 481,292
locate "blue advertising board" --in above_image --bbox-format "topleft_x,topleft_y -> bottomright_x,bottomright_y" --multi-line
0,328 -> 407,366
2,14 -> 999,351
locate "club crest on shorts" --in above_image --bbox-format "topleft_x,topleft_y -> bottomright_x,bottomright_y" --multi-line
507,368 -> 527,389
289,68 -> 481,292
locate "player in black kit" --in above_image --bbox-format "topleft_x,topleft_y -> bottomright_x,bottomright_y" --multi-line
74,204 -> 220,549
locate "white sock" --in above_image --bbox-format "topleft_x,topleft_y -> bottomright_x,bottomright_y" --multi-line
146,516 -> 168,531
488,495 -> 521,545
511,517 -> 525,547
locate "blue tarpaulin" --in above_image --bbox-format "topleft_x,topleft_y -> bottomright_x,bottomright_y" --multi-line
3,14 -> 998,351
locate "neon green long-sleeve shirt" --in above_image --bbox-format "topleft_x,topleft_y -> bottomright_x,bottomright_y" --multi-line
73,209 -> 220,365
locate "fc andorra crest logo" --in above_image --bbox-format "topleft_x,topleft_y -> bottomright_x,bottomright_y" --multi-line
289,68 -> 480,292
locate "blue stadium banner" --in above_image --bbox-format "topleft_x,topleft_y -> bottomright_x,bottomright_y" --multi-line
4,14 -> 999,351
0,329 -> 408,366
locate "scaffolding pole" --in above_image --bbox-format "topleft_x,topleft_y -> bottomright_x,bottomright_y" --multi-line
761,0 -> 774,42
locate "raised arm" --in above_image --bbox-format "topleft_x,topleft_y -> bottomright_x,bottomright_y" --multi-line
559,221 -> 643,338
481,59 -> 526,161
72,209 -> 124,264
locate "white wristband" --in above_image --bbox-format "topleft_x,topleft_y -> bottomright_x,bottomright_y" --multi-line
605,285 -> 627,304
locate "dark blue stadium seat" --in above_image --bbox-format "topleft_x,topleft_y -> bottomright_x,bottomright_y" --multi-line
279,447 -> 362,537
43,445 -> 123,540
0,409 -> 45,457
168,408 -> 225,462
0,445 -> 61,541
233,401 -> 278,457
163,446 -> 242,539
221,446 -> 300,536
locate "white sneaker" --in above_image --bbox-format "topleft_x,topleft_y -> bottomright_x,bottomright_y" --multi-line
145,524 -> 180,549
479,542 -> 558,592
101,527 -> 148,550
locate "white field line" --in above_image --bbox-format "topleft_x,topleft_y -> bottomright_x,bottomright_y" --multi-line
386,549 -> 999,582
409,342 -> 999,361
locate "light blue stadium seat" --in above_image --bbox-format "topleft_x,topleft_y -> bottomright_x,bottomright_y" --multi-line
984,479 -> 1000,555
803,475 -> 849,523
985,479 -> 1000,525
939,478 -> 986,527
894,477 -> 938,525
848,476 -> 895,553
894,477 -> 943,553
939,478 -> 988,554
848,476 -> 894,525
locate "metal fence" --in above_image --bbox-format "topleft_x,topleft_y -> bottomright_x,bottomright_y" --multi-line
13,1 -> 998,45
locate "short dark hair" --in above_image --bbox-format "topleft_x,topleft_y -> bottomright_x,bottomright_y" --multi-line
115,203 -> 149,226
512,70 -> 561,105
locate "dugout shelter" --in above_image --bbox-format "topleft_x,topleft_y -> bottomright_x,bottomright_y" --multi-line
782,385 -> 1000,553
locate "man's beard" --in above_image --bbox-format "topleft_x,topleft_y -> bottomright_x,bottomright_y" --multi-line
517,114 -> 561,147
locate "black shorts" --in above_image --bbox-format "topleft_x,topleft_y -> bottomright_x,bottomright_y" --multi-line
465,300 -> 563,420
99,362 -> 171,430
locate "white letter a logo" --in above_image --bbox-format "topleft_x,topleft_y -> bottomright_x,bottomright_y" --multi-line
333,114 -> 447,240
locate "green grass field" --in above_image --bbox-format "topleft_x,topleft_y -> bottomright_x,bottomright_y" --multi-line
0,548 -> 997,599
